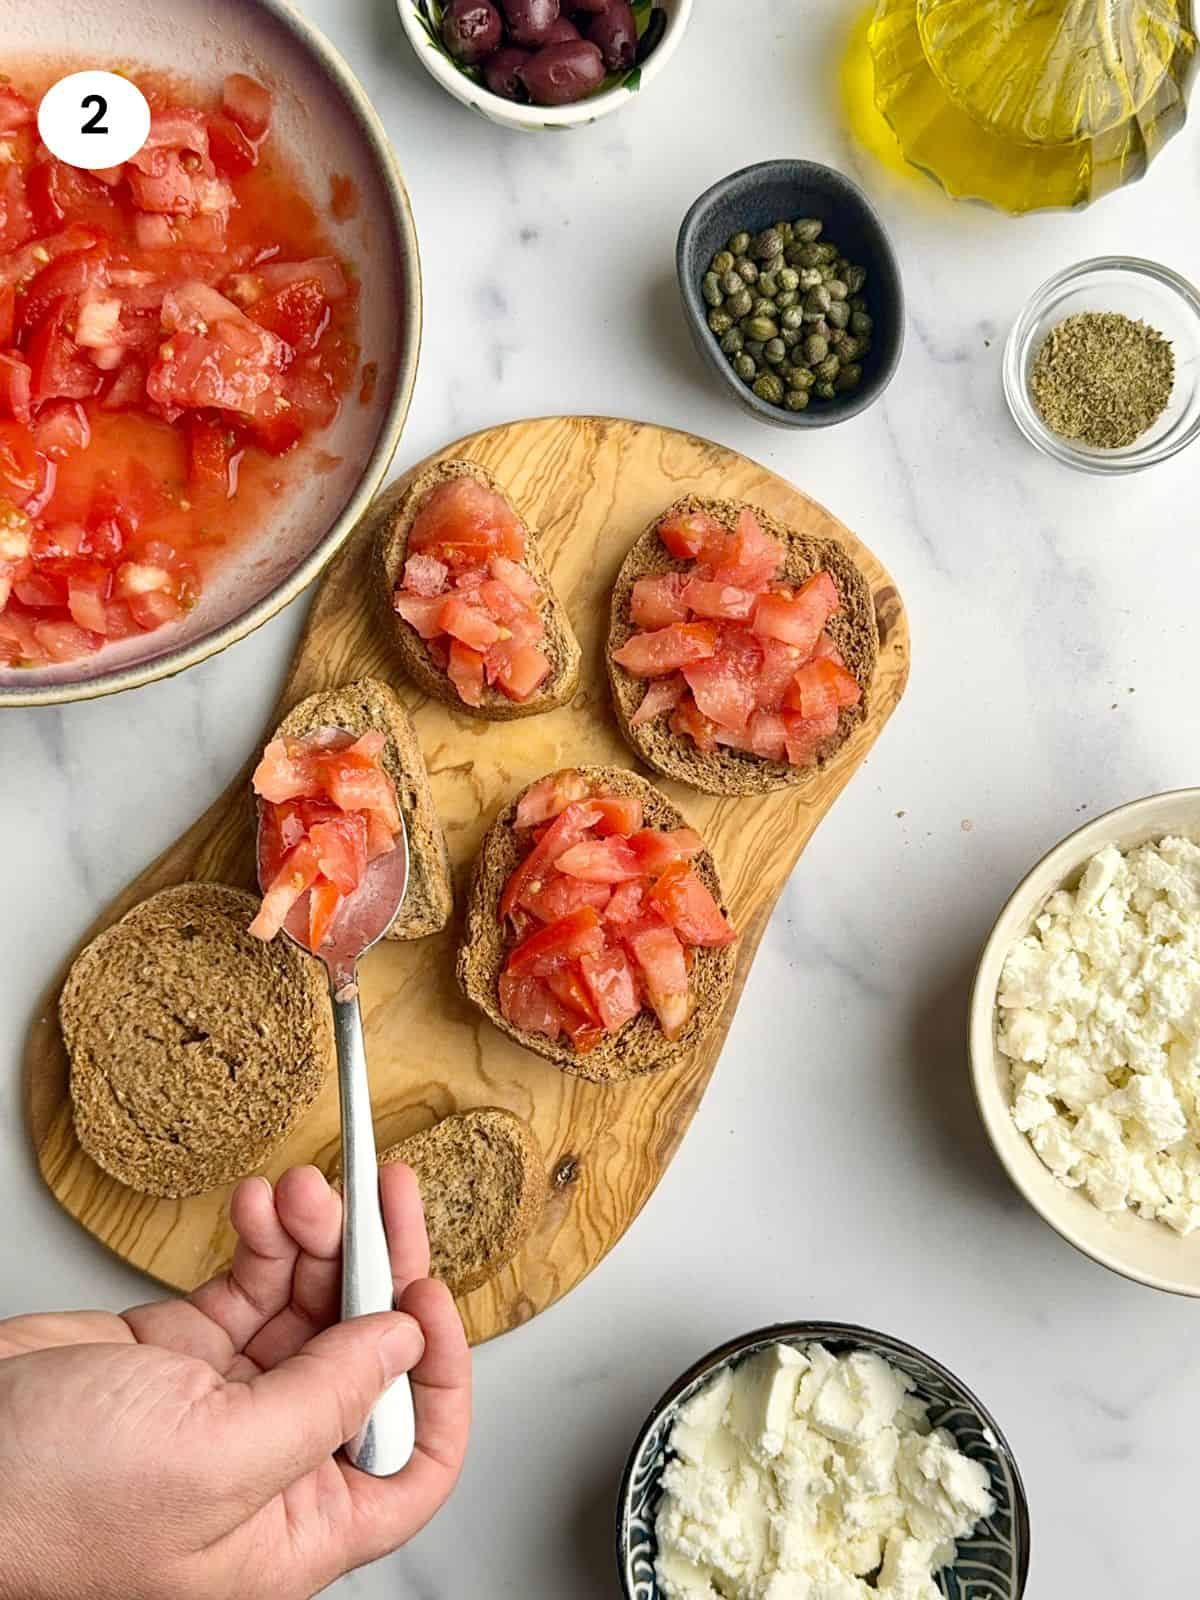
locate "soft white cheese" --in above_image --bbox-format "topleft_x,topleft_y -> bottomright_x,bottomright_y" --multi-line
998,835 -> 1200,1234
653,1343 -> 995,1600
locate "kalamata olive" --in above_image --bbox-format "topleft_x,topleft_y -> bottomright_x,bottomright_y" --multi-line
502,0 -> 561,46
587,0 -> 636,70
541,15 -> 581,42
484,45 -> 532,99
441,0 -> 503,64
519,37 -> 605,103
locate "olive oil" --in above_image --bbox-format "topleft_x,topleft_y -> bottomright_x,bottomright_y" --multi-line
851,0 -> 1196,212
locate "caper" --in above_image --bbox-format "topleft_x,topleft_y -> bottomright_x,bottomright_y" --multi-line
850,295 -> 868,313
819,264 -> 838,284
826,300 -> 851,330
809,317 -> 831,341
813,242 -> 837,263
803,332 -> 829,364
735,257 -> 759,285
753,372 -> 785,404
830,332 -> 860,361
791,243 -> 823,269
814,379 -> 836,400
826,279 -> 848,301
752,296 -> 777,319
743,315 -> 778,342
764,337 -> 787,365
754,228 -> 783,261
708,309 -> 733,335
781,327 -> 802,349
849,310 -> 873,337
816,355 -> 841,381
843,264 -> 867,294
803,287 -> 832,318
734,352 -> 757,381
790,365 -> 816,390
720,327 -> 744,356
797,268 -> 823,291
778,221 -> 794,244
834,363 -> 863,392
777,267 -> 800,293
726,288 -> 753,320
744,340 -> 765,361
728,231 -> 751,256
758,272 -> 779,299
793,217 -> 823,243
720,269 -> 743,298
712,250 -> 735,277
776,290 -> 799,310
784,389 -> 810,411
702,273 -> 724,308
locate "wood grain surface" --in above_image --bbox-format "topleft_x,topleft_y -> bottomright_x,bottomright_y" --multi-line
24,415 -> 909,1345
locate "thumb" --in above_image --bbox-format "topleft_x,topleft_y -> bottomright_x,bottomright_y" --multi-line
215,1312 -> 424,1506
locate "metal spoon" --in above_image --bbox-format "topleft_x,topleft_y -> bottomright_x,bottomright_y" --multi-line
255,726 -> 415,1476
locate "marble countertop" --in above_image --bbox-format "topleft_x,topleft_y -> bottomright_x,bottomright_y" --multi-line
5,3 -> 1200,1594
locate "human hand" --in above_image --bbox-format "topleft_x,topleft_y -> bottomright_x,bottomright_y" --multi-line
0,1163 -> 470,1600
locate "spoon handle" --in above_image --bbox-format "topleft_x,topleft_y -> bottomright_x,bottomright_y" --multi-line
332,984 -> 416,1476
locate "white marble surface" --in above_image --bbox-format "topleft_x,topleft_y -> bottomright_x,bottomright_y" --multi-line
4,3 -> 1200,1594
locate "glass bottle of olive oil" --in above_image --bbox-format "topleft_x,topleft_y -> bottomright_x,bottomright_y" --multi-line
866,0 -> 1196,211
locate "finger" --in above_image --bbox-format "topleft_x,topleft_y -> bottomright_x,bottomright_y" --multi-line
186,1177 -> 300,1355
240,1165 -> 344,1372
0,1310 -> 134,1361
333,1278 -> 472,1568
380,1161 -> 431,1295
203,1310 -> 426,1509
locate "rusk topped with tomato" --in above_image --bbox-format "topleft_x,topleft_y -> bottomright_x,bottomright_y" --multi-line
608,496 -> 878,797
457,767 -> 737,1083
376,459 -> 581,719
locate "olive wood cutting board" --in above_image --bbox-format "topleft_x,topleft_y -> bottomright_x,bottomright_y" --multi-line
24,415 -> 909,1344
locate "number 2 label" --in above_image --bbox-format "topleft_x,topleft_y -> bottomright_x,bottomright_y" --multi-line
37,71 -> 149,169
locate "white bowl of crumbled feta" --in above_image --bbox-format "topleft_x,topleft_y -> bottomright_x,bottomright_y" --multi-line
971,789 -> 1200,1296
617,1321 -> 1028,1600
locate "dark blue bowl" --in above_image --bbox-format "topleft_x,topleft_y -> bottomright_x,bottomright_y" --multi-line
677,160 -> 905,428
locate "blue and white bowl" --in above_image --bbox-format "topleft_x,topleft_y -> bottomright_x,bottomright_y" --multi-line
617,1321 -> 1030,1600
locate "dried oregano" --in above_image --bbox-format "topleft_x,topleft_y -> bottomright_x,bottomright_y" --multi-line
1030,311 -> 1174,449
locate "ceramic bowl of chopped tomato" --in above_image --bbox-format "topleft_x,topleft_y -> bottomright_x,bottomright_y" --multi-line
0,0 -> 421,705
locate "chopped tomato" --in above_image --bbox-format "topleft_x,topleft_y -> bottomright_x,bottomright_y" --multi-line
556,837 -> 643,883
394,590 -> 446,638
308,812 -> 368,895
612,621 -> 719,678
308,879 -> 342,951
755,636 -> 805,708
440,592 -> 502,651
34,400 -> 90,460
0,89 -> 33,132
222,73 -> 273,140
579,947 -> 641,1033
630,673 -> 686,728
489,639 -> 550,701
186,415 -> 238,496
32,617 -> 101,660
520,874 -> 611,924
752,590 -> 827,653
626,827 -> 704,874
630,572 -> 688,629
516,771 -> 593,828
592,796 -> 643,836
813,630 -> 846,665
681,577 -> 756,621
65,561 -> 111,634
648,861 -> 736,947
499,799 -> 602,922
506,906 -> 606,978
784,655 -> 862,717
403,553 -> 448,597
670,693 -> 720,753
603,879 -> 646,926
782,706 -> 840,768
546,966 -> 604,1026
0,353 -> 31,424
408,478 -> 524,569
447,638 -> 486,707
27,304 -> 103,404
0,419 -> 40,501
248,836 -> 321,940
683,630 -> 762,733
709,509 -> 785,589
244,275 -> 330,353
498,971 -> 568,1040
490,554 -> 542,608
207,114 -> 259,178
657,508 -> 728,562
0,284 -> 14,347
625,922 -> 692,1040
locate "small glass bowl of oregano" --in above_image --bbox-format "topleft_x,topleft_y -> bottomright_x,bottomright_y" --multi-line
1004,257 -> 1200,473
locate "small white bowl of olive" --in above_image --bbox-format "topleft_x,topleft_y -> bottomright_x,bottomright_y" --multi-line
677,160 -> 904,428
397,0 -> 692,130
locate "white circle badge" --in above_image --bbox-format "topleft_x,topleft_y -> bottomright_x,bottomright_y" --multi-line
37,71 -> 151,170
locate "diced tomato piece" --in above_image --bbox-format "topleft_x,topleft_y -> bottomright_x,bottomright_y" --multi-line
490,640 -> 550,701
0,419 -> 40,502
26,303 -> 103,403
26,162 -> 120,239
475,576 -> 525,626
626,922 -> 692,1041
580,946 -> 642,1034
100,358 -> 147,410
556,837 -> 643,883
33,399 -> 90,461
308,812 -> 368,895
248,836 -> 322,940
402,553 -> 448,597
0,285 -> 13,348
0,89 -> 34,132
245,275 -> 330,353
229,256 -> 349,305
648,861 -> 736,947
31,617 -> 101,661
741,709 -> 789,761
592,796 -> 643,837
752,590 -> 824,654
307,879 -> 341,951
505,905 -> 607,978
186,415 -> 238,495
0,497 -> 31,562
499,800 -> 602,922
128,587 -> 183,630
520,874 -> 610,924
657,508 -> 728,562
670,692 -> 720,753
489,554 -> 542,609
148,324 -> 285,418
630,672 -> 686,728
626,828 -> 704,874
604,879 -> 646,926
755,636 -> 806,709
498,971 -> 567,1040
320,749 -> 401,835
207,113 -> 259,177
813,630 -> 845,665
612,621 -> 718,678
546,965 -> 604,1026
408,478 -> 525,569
440,592 -> 503,651
393,591 -> 446,638
630,572 -> 688,629
65,561 -> 111,634
447,638 -> 486,707
0,163 -> 32,256
130,109 -> 210,167
784,655 -> 862,717
515,771 -> 593,829
683,630 -> 763,733
0,352 -> 31,423
681,577 -> 757,621
782,706 -> 840,768
709,508 -> 785,589
222,74 -> 273,141
16,571 -> 66,608
253,736 -> 323,803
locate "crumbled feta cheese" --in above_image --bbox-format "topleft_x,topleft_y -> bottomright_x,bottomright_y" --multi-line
998,835 -> 1200,1233
654,1344 -> 995,1600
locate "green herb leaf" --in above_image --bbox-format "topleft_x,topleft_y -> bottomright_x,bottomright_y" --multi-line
622,67 -> 642,92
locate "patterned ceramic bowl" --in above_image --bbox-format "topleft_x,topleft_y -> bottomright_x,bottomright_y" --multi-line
396,0 -> 692,131
616,1321 -> 1030,1600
